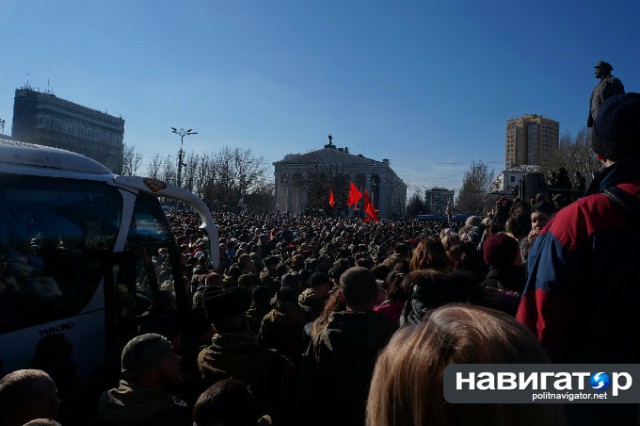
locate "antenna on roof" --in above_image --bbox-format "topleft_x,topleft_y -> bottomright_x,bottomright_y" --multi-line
47,67 -> 51,93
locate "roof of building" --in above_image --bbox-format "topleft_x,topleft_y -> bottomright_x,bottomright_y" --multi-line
15,87 -> 125,126
273,147 -> 385,167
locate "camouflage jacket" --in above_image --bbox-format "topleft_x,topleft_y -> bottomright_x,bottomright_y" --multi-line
197,332 -> 294,424
298,311 -> 397,426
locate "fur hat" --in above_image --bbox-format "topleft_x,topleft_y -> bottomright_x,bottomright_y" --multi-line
592,93 -> 640,161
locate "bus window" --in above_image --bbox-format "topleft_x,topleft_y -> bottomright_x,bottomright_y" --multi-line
114,192 -> 184,326
0,176 -> 122,334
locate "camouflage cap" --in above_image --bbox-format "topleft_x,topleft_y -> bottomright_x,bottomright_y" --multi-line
121,333 -> 174,379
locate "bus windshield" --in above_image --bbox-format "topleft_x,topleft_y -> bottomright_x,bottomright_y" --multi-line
0,175 -> 122,334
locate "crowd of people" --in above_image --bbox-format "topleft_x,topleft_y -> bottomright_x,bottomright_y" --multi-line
1,92 -> 639,425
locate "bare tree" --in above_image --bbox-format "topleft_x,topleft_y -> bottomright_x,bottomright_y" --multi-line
213,146 -> 239,210
244,180 -> 275,212
146,153 -> 162,179
182,152 -> 199,193
121,144 -> 143,176
135,144 -> 269,212
456,160 -> 494,214
162,154 -> 177,185
406,190 -> 427,218
233,147 -> 266,197
196,153 -> 217,208
545,128 -> 600,180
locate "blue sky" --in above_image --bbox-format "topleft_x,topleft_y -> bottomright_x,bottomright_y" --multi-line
2,0 -> 639,195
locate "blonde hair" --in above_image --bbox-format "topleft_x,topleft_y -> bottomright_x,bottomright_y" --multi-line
366,305 -> 562,426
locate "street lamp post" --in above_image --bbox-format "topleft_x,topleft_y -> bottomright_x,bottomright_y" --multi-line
170,127 -> 197,187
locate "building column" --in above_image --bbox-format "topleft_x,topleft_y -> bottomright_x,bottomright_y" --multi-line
286,174 -> 292,214
301,171 -> 309,214
274,171 -> 280,213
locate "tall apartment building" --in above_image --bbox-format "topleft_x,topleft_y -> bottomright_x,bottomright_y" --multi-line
505,114 -> 559,170
12,88 -> 125,173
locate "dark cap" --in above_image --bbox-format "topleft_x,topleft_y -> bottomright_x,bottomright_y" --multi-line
594,60 -> 613,70
121,333 -> 174,379
203,287 -> 251,322
592,93 -> 640,161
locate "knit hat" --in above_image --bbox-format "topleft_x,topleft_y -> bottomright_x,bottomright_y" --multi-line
483,233 -> 519,269
465,215 -> 481,227
203,286 -> 251,322
237,273 -> 260,289
592,93 -> 640,161
263,255 -> 280,267
252,285 -> 274,304
225,264 -> 241,278
281,273 -> 298,288
121,333 -> 174,379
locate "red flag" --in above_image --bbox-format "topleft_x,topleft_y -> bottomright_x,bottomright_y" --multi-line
347,182 -> 362,208
363,189 -> 380,223
329,189 -> 335,208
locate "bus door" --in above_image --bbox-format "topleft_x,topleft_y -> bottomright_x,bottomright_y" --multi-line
107,191 -> 188,352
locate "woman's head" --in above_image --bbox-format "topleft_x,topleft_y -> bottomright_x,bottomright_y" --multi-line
409,236 -> 450,272
367,305 -> 558,426
531,201 -> 555,232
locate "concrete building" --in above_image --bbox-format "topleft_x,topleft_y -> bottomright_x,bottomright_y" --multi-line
505,114 -> 559,170
12,87 -> 125,173
273,138 -> 407,218
491,165 -> 545,201
425,187 -> 454,215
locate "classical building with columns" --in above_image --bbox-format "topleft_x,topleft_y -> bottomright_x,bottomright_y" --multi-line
273,138 -> 407,219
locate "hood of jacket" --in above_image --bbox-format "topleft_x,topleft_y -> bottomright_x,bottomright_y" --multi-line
98,380 -> 181,426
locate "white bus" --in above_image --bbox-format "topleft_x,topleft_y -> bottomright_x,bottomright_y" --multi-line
0,138 -> 219,377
